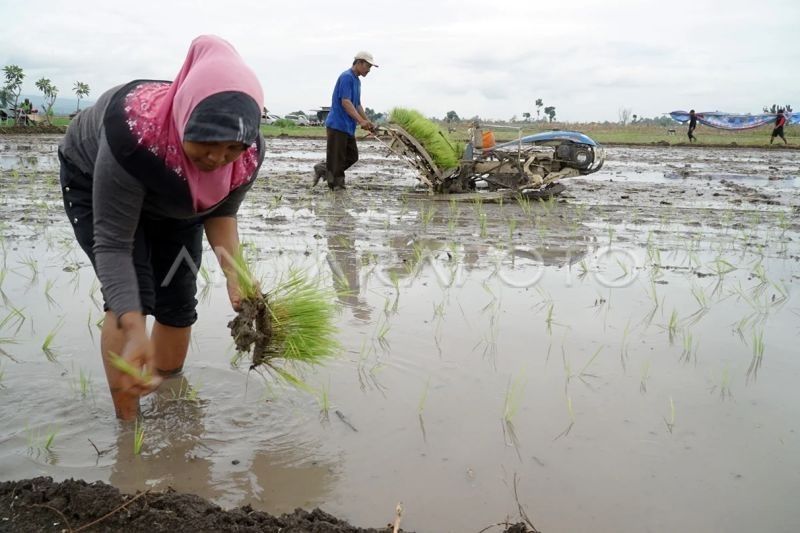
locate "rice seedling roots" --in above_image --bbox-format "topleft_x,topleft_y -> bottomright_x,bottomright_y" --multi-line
228,294 -> 272,368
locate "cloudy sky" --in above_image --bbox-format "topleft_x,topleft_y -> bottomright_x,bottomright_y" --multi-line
2,0 -> 798,122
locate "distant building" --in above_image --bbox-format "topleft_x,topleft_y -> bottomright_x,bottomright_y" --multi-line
311,107 -> 330,124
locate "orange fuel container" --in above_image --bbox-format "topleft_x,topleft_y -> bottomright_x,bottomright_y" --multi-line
482,131 -> 496,149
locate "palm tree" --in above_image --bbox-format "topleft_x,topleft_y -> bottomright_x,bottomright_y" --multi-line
73,81 -> 90,113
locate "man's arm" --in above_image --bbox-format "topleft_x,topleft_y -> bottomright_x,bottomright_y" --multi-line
342,98 -> 373,131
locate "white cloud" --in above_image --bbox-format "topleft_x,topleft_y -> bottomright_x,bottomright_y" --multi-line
2,0 -> 798,121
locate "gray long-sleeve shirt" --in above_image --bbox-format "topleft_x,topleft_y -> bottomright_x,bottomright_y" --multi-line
59,83 -> 264,319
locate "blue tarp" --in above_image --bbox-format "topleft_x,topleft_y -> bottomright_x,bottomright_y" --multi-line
670,110 -> 798,130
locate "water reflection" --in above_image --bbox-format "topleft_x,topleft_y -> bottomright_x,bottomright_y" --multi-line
108,375 -> 336,511
318,195 -> 372,321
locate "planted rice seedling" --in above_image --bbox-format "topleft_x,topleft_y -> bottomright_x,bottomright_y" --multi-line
664,396 -> 676,433
41,318 -> 64,361
1,306 -> 27,335
667,309 -> 679,344
420,204 -> 436,230
640,360 -> 651,394
746,330 -> 765,382
317,381 -> 331,419
43,279 -> 58,308
418,378 -> 430,414
72,367 -> 92,399
680,330 -> 698,365
133,417 -> 145,455
503,372 -> 526,422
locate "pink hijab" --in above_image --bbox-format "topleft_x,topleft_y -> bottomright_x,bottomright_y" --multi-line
124,35 -> 264,211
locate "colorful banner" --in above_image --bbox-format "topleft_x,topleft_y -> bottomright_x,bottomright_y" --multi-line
669,110 -> 798,130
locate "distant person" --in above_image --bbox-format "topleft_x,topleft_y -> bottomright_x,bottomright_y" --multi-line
18,98 -> 33,125
687,109 -> 697,143
58,35 -> 265,420
312,51 -> 378,191
770,109 -> 788,145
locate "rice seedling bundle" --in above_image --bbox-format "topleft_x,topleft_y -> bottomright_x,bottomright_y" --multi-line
227,251 -> 340,383
389,108 -> 463,170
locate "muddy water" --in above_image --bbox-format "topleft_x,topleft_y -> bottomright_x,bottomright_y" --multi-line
1,134 -> 800,532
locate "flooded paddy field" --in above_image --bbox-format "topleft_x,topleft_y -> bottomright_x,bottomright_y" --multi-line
1,134 -> 799,532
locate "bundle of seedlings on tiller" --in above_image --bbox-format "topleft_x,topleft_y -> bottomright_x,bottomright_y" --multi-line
388,107 -> 464,170
226,249 -> 340,383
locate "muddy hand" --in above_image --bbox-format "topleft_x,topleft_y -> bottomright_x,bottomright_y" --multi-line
228,278 -> 260,311
117,335 -> 162,397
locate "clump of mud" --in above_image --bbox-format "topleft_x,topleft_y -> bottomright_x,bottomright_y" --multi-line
227,294 -> 273,368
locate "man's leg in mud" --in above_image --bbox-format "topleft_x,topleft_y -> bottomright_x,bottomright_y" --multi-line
326,128 -> 350,189
342,135 -> 359,176
152,321 -> 191,377
100,310 -> 140,420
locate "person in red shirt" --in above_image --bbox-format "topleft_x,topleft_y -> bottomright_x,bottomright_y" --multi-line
770,110 -> 788,145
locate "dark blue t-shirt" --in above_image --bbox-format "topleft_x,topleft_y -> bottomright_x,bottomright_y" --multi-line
325,68 -> 361,136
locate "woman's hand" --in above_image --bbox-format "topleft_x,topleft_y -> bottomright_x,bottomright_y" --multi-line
116,315 -> 162,398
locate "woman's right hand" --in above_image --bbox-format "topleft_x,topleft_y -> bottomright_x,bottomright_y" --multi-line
117,315 -> 162,397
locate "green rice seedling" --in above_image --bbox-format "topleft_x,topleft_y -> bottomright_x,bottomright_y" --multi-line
89,278 -> 102,310
545,303 -> 555,335
478,212 -> 488,238
418,378 -> 430,414
108,351 -> 153,385
664,396 -> 676,433
686,285 -> 710,326
316,381 -> 331,420
667,309 -> 679,344
41,318 -> 64,361
227,250 -> 340,384
746,330 -> 765,382
0,362 -> 4,387
1,306 -> 27,335
515,194 -> 533,217
388,108 -> 463,170
0,337 -> 19,361
640,360 -> 651,393
680,330 -> 698,365
503,372 -> 526,422
554,393 -> 575,440
0,269 -> 8,304
19,255 -> 39,281
507,218 -> 517,243
577,346 -> 603,384
710,257 -> 737,277
167,379 -> 201,403
43,427 -> 57,451
43,279 -> 58,308
375,316 -> 391,351
620,321 -> 631,371
718,366 -> 732,400
133,417 -> 145,455
420,204 -> 436,231
72,367 -> 92,399
577,259 -> 589,281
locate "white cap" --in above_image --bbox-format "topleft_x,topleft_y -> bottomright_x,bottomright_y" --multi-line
354,51 -> 378,67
